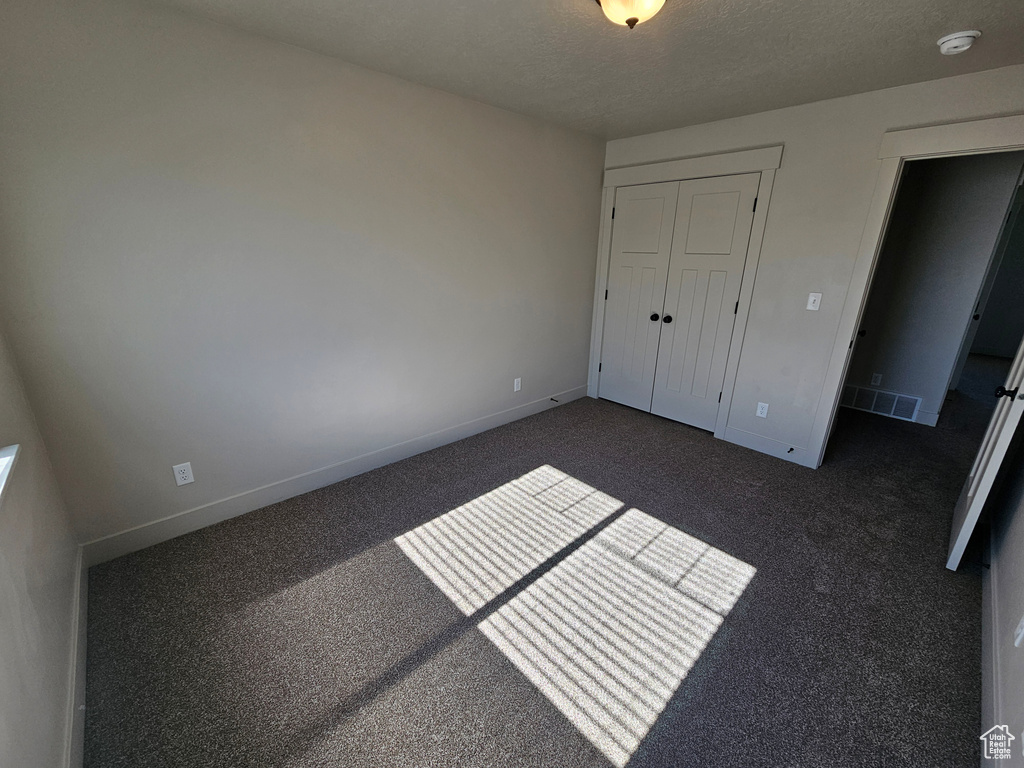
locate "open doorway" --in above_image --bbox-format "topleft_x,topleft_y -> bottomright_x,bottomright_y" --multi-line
837,152 -> 1024,429
827,149 -> 1024,568
812,117 -> 1024,573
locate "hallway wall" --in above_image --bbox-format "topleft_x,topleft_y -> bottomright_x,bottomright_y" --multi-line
974,187 -> 1024,359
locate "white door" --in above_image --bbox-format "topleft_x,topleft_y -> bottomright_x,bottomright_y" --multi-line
947,335 -> 1024,570
598,182 -> 680,411
651,173 -> 760,430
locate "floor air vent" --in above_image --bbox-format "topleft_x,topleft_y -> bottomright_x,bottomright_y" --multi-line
841,385 -> 921,423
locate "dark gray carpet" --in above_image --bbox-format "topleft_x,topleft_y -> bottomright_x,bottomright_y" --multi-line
85,396 -> 988,767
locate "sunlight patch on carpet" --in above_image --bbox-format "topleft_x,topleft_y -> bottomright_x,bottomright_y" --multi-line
395,465 -> 623,614
397,468 -> 755,767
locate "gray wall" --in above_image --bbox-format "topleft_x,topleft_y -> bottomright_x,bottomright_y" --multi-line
0,327 -> 80,767
985,427 -> 1024,762
974,189 -> 1024,359
0,0 -> 605,549
605,64 -> 1024,461
848,153 -> 1024,422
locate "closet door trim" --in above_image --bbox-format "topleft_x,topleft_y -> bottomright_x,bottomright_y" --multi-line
603,145 -> 783,189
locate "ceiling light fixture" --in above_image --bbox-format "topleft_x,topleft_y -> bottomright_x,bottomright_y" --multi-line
937,30 -> 981,55
594,0 -> 665,29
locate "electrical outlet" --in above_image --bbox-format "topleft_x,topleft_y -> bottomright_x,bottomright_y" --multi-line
756,402 -> 769,418
514,377 -> 522,393
173,462 -> 194,486
871,373 -> 883,386
1015,613 -> 1024,648
806,292 -> 822,311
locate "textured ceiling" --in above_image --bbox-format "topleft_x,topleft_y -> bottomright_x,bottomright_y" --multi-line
138,0 -> 1024,138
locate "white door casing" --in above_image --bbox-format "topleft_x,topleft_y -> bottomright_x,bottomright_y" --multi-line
947,338 -> 1024,570
598,182 -> 679,411
651,173 -> 760,430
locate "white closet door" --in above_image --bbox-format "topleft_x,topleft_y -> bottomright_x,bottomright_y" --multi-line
947,337 -> 1024,570
651,173 -> 760,430
598,182 -> 680,412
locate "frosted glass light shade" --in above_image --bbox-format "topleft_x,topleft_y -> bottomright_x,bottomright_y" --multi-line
598,0 -> 665,28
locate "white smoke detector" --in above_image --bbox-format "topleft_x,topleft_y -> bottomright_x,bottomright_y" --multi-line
937,30 -> 981,55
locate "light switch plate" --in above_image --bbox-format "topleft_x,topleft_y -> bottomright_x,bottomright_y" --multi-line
807,293 -> 822,311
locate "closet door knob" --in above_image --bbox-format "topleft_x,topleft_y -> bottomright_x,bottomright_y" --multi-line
650,313 -> 660,322
663,315 -> 673,324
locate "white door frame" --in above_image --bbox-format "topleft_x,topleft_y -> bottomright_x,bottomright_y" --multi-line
811,114 -> 1024,467
587,145 -> 783,439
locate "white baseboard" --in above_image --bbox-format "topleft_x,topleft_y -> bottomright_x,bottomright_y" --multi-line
63,547 -> 87,768
721,425 -> 816,468
82,386 -> 587,566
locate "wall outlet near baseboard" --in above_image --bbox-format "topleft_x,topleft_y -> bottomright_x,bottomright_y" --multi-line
871,373 -> 883,386
514,377 -> 522,392
173,462 -> 194,486
756,402 -> 769,418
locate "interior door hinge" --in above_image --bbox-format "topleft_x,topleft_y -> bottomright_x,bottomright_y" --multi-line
605,289 -> 608,300
753,197 -> 758,213
718,392 -> 722,403
734,301 -> 738,314
611,207 -> 615,219
598,363 -> 602,372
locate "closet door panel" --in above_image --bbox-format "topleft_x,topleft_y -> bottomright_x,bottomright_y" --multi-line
652,173 -> 760,430
599,182 -> 679,411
